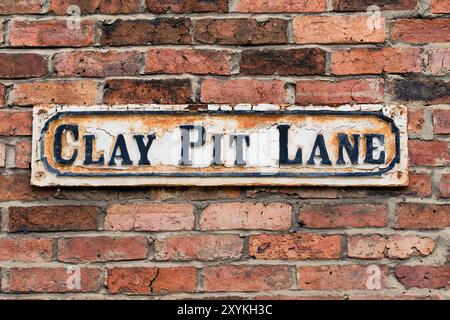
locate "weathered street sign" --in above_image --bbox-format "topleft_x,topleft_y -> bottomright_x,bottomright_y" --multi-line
31,104 -> 408,187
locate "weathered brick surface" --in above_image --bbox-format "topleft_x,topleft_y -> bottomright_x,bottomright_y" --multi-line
200,202 -> 292,230
0,238 -> 52,262
237,0 -> 326,12
431,0 -> 450,13
58,237 -> 148,263
11,81 -> 99,106
105,203 -> 195,231
194,19 -> 288,45
146,0 -> 228,13
293,16 -> 386,44
203,265 -> 291,292
240,49 -> 326,76
296,79 -> 384,105
298,204 -> 387,228
390,77 -> 450,104
200,79 -> 287,104
14,140 -> 31,169
395,266 -> 450,289
146,49 -> 232,75
8,206 -> 99,232
54,51 -> 141,77
100,19 -> 191,46
332,48 -> 423,75
50,0 -> 140,14
106,267 -> 197,294
9,20 -> 95,47
9,268 -> 101,293
249,234 -> 342,260
298,265 -> 388,290
0,53 -> 48,78
333,0 -> 417,11
0,0 -> 448,300
154,234 -> 243,261
0,0 -> 42,14
104,79 -> 192,104
396,203 -> 450,229
428,49 -> 450,75
392,19 -> 450,43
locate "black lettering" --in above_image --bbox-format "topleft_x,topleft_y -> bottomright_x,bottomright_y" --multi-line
134,134 -> 156,165
108,134 -> 132,166
307,134 -> 332,165
277,124 -> 302,165
337,134 -> 360,165
54,124 -> 78,165
364,134 -> 385,164
83,135 -> 105,165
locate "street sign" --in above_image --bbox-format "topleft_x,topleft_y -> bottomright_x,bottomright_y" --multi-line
31,104 -> 408,187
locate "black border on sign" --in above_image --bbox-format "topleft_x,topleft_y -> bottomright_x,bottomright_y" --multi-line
39,109 -> 401,178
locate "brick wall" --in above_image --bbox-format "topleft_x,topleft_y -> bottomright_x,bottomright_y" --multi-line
0,0 -> 449,299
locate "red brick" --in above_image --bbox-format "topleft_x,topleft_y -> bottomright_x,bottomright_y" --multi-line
194,19 -> 288,45
203,265 -> 291,292
14,140 -> 31,169
395,265 -> 449,289
0,238 -> 52,262
249,233 -> 342,260
200,79 -> 287,104
334,0 -> 417,11
298,265 -> 388,290
348,235 -> 435,260
11,81 -> 99,106
0,174 -> 53,201
237,0 -> 326,12
0,110 -> 32,136
50,0 -> 140,14
405,172 -> 432,197
296,78 -> 384,105
104,79 -> 192,104
348,235 -> 386,259
439,174 -> 450,198
392,19 -> 450,43
0,53 -> 48,79
146,0 -> 228,13
433,109 -> 450,134
386,235 -> 435,259
293,16 -> 386,44
105,203 -> 195,231
408,109 -> 425,135
9,268 -> 101,293
154,234 -> 243,261
106,267 -> 197,294
200,202 -> 292,231
54,50 -> 140,77
298,204 -> 387,228
0,142 -> 5,167
408,140 -> 450,166
429,49 -> 450,75
100,19 -> 191,46
9,20 -> 95,47
146,48 -> 232,75
240,49 -> 326,76
0,84 -> 5,107
58,237 -> 148,263
396,203 -> 450,229
431,0 -> 450,13
8,206 -> 99,232
332,48 -> 423,75
0,0 -> 42,14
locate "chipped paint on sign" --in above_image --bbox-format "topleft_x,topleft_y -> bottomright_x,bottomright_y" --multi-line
31,104 -> 408,187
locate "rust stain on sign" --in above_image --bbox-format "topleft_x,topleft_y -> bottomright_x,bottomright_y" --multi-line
31,104 -> 408,187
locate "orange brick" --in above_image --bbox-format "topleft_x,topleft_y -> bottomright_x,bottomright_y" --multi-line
293,16 -> 386,44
